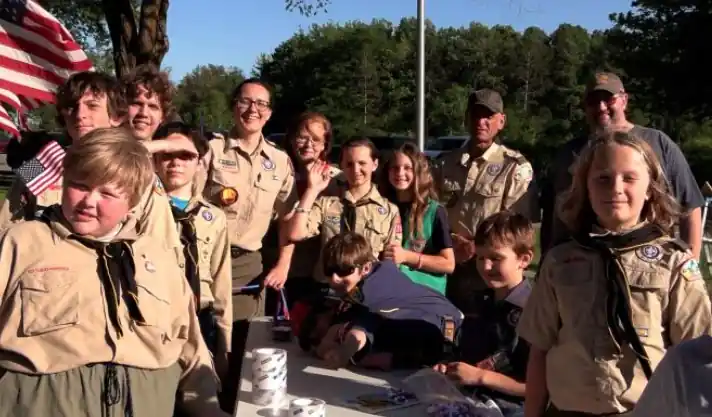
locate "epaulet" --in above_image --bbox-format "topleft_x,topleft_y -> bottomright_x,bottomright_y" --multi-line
207,131 -> 225,141
264,137 -> 278,147
668,238 -> 690,253
502,146 -> 528,164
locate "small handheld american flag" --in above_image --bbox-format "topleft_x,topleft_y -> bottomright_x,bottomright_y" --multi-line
15,139 -> 65,195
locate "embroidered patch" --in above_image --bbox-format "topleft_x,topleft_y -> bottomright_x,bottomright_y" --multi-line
325,215 -> 341,225
636,245 -> 662,262
262,158 -> 275,171
377,206 -> 386,215
507,309 -> 522,326
218,159 -> 237,167
514,163 -> 534,182
411,238 -> 426,252
218,187 -> 238,206
202,210 -> 214,222
486,164 -> 502,176
680,259 -> 702,281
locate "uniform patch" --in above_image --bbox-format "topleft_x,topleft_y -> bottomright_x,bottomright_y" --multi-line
262,158 -> 275,171
218,159 -> 237,167
325,215 -> 341,225
680,259 -> 702,281
202,210 -> 213,222
636,245 -> 663,262
411,238 -> 426,252
514,163 -> 534,182
144,261 -> 156,273
486,164 -> 502,176
218,187 -> 238,206
507,309 -> 521,326
153,176 -> 165,195
377,206 -> 386,215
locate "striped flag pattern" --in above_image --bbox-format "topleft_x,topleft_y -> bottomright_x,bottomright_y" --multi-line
0,0 -> 93,137
14,138 -> 64,194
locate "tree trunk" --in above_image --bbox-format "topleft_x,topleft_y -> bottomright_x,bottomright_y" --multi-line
101,0 -> 170,78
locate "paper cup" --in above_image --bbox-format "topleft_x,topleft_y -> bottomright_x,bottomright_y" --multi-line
252,366 -> 287,389
289,398 -> 326,417
253,386 -> 287,408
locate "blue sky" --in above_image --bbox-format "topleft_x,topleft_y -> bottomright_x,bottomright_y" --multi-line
162,0 -> 633,82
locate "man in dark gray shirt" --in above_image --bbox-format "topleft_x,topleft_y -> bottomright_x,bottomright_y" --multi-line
541,72 -> 703,257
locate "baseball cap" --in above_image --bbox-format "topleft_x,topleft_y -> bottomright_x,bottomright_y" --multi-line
468,89 -> 504,114
586,72 -> 625,95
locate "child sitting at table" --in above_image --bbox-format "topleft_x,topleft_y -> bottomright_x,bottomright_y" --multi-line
311,232 -> 463,370
434,211 -> 533,416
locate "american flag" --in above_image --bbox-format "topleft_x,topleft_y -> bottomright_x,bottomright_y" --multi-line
15,138 -> 64,195
0,0 -> 93,137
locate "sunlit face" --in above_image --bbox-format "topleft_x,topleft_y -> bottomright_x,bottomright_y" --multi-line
154,134 -> 200,192
293,121 -> 326,164
233,83 -> 272,135
325,263 -> 371,295
476,244 -> 531,289
587,143 -> 650,231
128,85 -> 164,141
468,106 -> 505,149
62,90 -> 122,142
584,91 -> 628,130
61,179 -> 131,237
388,152 -> 414,192
340,145 -> 377,188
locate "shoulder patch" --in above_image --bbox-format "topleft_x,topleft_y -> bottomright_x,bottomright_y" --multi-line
513,162 -> 534,182
680,258 -> 702,281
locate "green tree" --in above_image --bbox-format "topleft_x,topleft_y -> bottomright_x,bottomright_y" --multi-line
174,65 -> 245,130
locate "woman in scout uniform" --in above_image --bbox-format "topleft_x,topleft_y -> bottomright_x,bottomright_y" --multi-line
152,122 -> 232,382
0,128 -> 227,417
287,137 -> 402,282
379,142 -> 454,293
517,130 -> 712,417
263,112 -> 345,309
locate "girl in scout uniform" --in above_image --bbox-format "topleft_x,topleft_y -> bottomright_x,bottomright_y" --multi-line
263,112 -> 344,309
0,128 -> 226,417
287,137 -> 402,282
517,130 -> 712,417
379,142 -> 455,293
152,122 -> 232,382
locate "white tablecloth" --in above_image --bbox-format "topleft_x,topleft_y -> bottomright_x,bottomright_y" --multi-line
234,317 -> 427,416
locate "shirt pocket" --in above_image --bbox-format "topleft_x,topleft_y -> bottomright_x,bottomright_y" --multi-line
474,181 -> 505,215
627,267 -> 667,340
254,177 -> 282,213
20,271 -> 80,336
134,270 -> 172,332
363,217 -> 390,253
553,262 -> 598,329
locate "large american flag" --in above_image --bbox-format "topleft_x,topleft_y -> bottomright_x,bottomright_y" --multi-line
0,0 -> 93,137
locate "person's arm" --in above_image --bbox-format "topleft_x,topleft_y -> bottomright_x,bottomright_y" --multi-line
524,348 -> 548,417
287,188 -> 325,242
667,256 -> 712,343
209,213 -> 232,355
402,205 -> 454,274
680,208 -> 702,259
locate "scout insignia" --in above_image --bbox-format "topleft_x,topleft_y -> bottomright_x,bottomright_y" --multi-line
262,158 -> 275,171
514,163 -> 534,182
507,309 -> 521,326
218,187 -> 238,206
202,210 -> 214,222
486,164 -> 502,176
411,238 -> 426,252
596,73 -> 609,84
680,259 -> 701,281
636,245 -> 662,262
377,206 -> 386,215
145,261 -> 156,273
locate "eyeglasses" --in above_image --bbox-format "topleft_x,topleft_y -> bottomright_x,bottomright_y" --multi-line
585,92 -> 623,107
324,265 -> 357,277
236,97 -> 271,112
161,151 -> 198,161
295,136 -> 325,147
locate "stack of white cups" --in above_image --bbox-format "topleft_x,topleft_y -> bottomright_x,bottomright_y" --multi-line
289,398 -> 326,417
251,348 -> 288,409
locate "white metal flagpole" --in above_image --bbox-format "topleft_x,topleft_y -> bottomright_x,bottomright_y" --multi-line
416,0 -> 425,151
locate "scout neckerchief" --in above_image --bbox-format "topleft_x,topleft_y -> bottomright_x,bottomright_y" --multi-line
575,223 -> 664,380
171,204 -> 202,309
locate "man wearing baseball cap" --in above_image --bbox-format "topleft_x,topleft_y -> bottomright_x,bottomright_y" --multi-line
540,72 -> 703,257
432,88 -> 539,314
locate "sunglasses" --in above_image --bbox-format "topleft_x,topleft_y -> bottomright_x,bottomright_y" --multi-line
323,265 -> 358,277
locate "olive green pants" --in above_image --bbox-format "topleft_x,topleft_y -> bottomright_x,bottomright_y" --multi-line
0,363 -> 182,417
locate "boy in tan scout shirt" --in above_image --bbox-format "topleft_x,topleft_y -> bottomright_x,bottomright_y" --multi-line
518,130 -> 712,417
0,128 -> 227,417
153,122 -> 232,380
288,137 -> 403,283
433,89 -> 539,313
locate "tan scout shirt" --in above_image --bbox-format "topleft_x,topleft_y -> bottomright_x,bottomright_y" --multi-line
0,208 -> 220,412
517,235 -> 712,414
173,198 -> 232,353
304,186 -> 402,281
204,134 -> 298,251
434,142 -> 538,237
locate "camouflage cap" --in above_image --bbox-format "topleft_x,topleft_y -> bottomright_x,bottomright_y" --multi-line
468,89 -> 504,114
586,72 -> 625,95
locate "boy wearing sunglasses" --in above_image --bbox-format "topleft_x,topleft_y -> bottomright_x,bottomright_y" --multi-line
152,122 -> 233,382
317,232 -> 463,370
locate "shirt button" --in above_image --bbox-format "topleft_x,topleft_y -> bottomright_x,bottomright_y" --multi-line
179,263 -> 185,268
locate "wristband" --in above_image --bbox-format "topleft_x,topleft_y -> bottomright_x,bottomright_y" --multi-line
417,253 -> 424,269
294,206 -> 308,214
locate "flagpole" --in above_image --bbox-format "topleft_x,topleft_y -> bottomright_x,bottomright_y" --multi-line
416,0 -> 425,151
